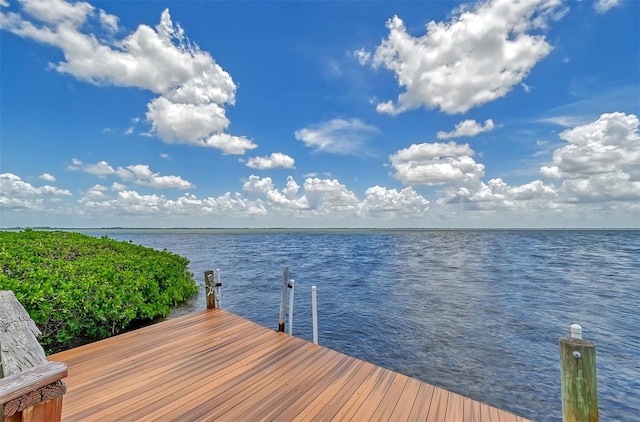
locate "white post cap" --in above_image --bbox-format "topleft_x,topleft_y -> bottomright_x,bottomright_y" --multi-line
570,324 -> 582,339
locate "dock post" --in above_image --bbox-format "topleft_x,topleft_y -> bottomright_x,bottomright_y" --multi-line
311,286 -> 318,345
559,324 -> 599,422
278,267 -> 289,332
204,270 -> 217,309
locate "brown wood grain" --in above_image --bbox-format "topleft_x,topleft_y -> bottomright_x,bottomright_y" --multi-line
50,308 -> 530,422
0,362 -> 67,405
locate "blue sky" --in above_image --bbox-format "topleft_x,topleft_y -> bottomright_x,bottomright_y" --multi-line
1,0 -> 639,228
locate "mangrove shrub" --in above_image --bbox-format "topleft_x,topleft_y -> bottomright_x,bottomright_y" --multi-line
0,229 -> 198,352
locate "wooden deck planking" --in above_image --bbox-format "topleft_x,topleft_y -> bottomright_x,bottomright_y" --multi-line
61,320 -> 270,417
292,360 -> 377,421
50,308 -> 530,421
387,377 -> 424,421
129,341 -> 306,421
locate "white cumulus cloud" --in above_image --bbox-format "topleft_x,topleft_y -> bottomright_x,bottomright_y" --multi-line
540,112 -> 640,180
0,2 -> 253,154
302,178 -> 361,212
111,182 -> 127,192
79,190 -> 268,218
362,186 -> 430,215
439,178 -> 557,210
39,173 -> 56,182
437,119 -> 495,139
124,164 -> 195,189
67,159 -> 115,178
67,159 -> 195,189
242,175 -> 309,212
203,133 -> 258,155
246,153 -> 295,170
389,141 -> 485,186
540,112 -> 640,202
0,173 -> 71,210
362,0 -> 566,114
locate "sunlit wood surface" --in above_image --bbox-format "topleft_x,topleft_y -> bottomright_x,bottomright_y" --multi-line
50,309 -> 530,421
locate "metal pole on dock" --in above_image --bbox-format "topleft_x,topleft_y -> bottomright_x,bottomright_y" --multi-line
278,267 -> 289,332
215,268 -> 222,309
288,279 -> 295,335
559,324 -> 599,422
311,286 -> 318,345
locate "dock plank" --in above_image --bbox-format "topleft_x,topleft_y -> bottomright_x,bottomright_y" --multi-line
50,308 -> 531,422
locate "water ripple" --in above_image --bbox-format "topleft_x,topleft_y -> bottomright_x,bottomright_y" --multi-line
84,229 -> 640,422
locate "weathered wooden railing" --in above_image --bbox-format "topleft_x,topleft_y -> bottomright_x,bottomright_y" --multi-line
0,291 -> 67,422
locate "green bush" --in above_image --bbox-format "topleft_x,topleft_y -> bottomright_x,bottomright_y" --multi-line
0,229 -> 198,353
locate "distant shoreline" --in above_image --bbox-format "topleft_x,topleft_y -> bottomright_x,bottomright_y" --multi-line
2,227 -> 638,232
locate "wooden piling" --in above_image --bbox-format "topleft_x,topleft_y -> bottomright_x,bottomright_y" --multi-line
204,270 -> 217,309
559,325 -> 599,422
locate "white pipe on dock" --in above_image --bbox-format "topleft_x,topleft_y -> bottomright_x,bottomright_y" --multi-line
288,279 -> 295,335
278,267 -> 288,332
311,285 -> 318,345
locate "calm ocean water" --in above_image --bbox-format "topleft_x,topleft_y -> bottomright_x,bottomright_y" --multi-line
80,229 -> 639,421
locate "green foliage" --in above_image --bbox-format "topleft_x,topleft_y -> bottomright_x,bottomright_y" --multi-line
0,230 -> 198,352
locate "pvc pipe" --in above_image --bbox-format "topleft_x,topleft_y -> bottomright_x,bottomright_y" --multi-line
570,323 -> 582,339
278,267 -> 288,332
311,285 -> 318,345
288,279 -> 295,335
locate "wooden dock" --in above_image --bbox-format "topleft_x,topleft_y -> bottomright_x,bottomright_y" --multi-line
50,308 -> 530,421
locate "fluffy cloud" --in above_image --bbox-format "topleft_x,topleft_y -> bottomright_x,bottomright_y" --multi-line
439,178 -> 557,209
67,159 -> 115,178
0,173 -> 71,210
246,153 -> 295,170
39,173 -> 56,182
541,112 -> 640,202
243,175 -> 309,211
68,159 -> 195,189
79,190 -> 268,217
122,164 -> 195,189
437,119 -> 495,139
389,141 -> 485,186
111,182 -> 127,192
202,133 -> 257,155
441,112 -> 640,210
146,98 -> 230,143
540,112 -> 640,180
295,118 -> 377,154
0,2 -> 253,154
594,0 -> 621,14
242,175 -> 432,218
362,186 -> 430,215
85,184 -> 108,199
19,0 -> 94,27
360,0 -> 565,114
303,178 -> 361,212
559,173 -> 640,203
